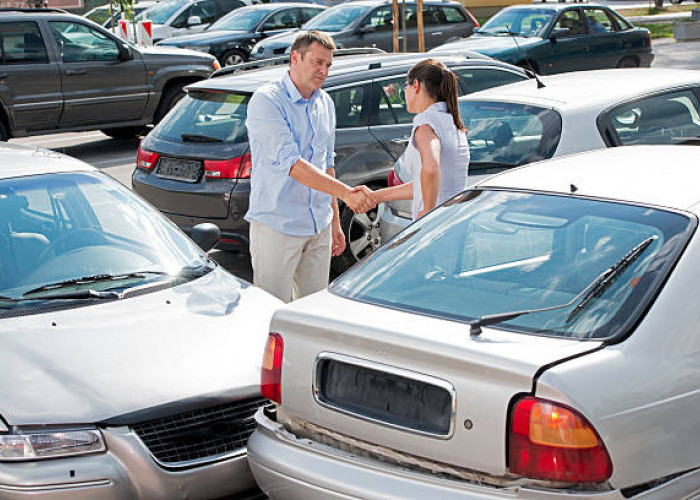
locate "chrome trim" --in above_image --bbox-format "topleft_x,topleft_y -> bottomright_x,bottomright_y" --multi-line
312,352 -> 457,440
0,479 -> 112,492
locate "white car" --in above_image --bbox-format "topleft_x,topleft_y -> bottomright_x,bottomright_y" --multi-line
248,145 -> 700,499
84,1 -> 158,29
372,68 -> 700,261
0,142 -> 281,498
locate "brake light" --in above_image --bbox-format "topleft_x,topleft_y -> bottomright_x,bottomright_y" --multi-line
136,145 -> 159,170
204,153 -> 252,179
388,168 -> 403,186
261,333 -> 283,404
509,397 -> 612,483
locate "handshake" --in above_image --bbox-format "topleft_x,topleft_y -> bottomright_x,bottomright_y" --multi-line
342,185 -> 380,213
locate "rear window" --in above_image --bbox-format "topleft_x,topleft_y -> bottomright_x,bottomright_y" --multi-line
460,100 -> 562,171
153,90 -> 251,144
331,190 -> 694,340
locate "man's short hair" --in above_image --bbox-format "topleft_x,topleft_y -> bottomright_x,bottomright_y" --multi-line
290,30 -> 336,58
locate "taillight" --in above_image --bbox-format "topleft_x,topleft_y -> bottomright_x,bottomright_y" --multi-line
388,168 -> 403,187
136,145 -> 159,170
204,153 -> 251,179
261,333 -> 283,404
509,396 -> 612,483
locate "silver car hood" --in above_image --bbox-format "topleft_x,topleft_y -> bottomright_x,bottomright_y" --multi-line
0,267 -> 281,425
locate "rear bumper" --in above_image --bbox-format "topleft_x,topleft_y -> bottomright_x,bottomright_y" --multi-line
248,410 -> 627,500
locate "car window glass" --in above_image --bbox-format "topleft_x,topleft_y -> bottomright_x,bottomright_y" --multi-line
478,8 -> 554,37
0,22 -> 48,64
364,6 -> 394,31
442,6 -> 467,24
373,76 -> 411,125
611,11 -> 632,30
554,10 -> 587,36
190,0 -> 218,23
584,8 -> 615,33
459,100 -> 562,170
301,7 -> 324,23
453,67 -> 525,94
218,0 -> 245,14
608,90 -> 700,145
48,21 -> 119,62
304,5 -> 371,32
422,6 -> 443,26
211,8 -> 268,30
139,0 -> 186,23
329,83 -> 371,128
265,8 -> 300,29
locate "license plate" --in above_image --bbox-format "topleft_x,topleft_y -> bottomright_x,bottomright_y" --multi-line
155,157 -> 202,183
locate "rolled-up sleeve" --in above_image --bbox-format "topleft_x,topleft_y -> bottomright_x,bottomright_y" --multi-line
246,91 -> 300,175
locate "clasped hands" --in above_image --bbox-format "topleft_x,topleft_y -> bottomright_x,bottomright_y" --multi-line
343,185 -> 379,213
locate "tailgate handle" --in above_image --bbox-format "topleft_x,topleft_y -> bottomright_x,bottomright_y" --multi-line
65,69 -> 87,76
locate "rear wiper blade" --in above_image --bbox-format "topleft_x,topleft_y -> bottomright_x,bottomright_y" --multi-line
181,133 -> 223,143
23,271 -> 169,297
468,236 -> 657,335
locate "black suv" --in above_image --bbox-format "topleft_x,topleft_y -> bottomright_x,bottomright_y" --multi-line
132,51 -> 528,271
157,3 -> 326,66
0,9 -> 219,141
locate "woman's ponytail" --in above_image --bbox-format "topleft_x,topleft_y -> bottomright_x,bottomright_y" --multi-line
438,68 -> 465,132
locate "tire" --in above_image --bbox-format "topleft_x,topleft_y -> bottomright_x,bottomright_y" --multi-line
331,190 -> 383,275
0,119 -> 8,142
220,49 -> 247,67
617,56 -> 639,68
101,126 -> 148,140
153,82 -> 187,124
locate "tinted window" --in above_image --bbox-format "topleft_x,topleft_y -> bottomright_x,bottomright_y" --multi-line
331,190 -> 692,340
373,76 -> 411,125
363,6 -> 394,31
154,90 -> 251,143
460,100 -> 562,169
304,4 -> 371,32
608,90 -> 700,145
49,21 -> 119,62
0,22 -> 48,64
453,67 -> 525,94
554,9 -> 587,36
173,0 -> 218,26
264,8 -> 300,29
583,8 -> 616,33
442,6 -> 467,24
329,83 -> 372,128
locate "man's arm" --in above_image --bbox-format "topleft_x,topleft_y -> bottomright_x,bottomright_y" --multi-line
327,167 -> 346,256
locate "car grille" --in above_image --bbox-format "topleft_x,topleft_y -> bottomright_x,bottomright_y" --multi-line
132,397 -> 272,467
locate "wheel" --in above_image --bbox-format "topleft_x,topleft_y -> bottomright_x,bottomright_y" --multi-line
331,200 -> 383,274
616,56 -> 639,68
220,49 -> 247,67
153,82 -> 187,124
101,126 -> 148,140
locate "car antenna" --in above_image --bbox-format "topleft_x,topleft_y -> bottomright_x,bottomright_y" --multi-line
506,23 -> 545,89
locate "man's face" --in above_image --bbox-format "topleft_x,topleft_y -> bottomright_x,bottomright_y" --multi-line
291,41 -> 333,92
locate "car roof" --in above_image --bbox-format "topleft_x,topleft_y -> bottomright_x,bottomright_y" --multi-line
191,52 -> 516,93
499,3 -> 610,11
478,145 -> 700,213
235,2 -> 322,11
0,142 -> 95,180
462,69 -> 700,114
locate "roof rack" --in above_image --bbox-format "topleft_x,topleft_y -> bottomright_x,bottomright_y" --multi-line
211,47 -> 386,78
0,7 -> 67,13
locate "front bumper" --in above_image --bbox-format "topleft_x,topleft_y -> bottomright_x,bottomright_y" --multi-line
248,410 -> 629,500
0,426 -> 256,499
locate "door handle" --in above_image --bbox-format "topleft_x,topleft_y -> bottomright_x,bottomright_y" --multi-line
65,69 -> 87,76
431,31 -> 443,36
391,137 -> 410,146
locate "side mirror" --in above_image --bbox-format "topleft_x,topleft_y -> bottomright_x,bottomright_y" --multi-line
358,25 -> 376,34
550,27 -> 570,40
120,43 -> 134,61
188,223 -> 220,252
187,15 -> 203,26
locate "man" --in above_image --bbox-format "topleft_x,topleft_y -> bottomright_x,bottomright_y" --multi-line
245,31 -> 375,303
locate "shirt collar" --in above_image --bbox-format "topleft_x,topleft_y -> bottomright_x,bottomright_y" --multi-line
283,72 -> 319,104
427,101 -> 448,113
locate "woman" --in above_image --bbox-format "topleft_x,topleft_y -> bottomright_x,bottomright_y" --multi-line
374,59 -> 469,219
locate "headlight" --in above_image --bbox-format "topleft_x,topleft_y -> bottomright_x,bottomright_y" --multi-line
0,428 -> 105,461
186,44 -> 210,53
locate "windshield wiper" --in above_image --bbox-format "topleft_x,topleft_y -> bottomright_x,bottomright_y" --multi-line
468,236 -> 657,336
181,133 -> 223,143
470,161 -> 520,169
22,271 -> 170,297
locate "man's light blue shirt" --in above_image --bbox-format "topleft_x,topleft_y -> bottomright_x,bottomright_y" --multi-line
244,72 -> 336,236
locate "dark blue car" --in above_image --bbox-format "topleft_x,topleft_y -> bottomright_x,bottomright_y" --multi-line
157,3 -> 325,66
431,4 -> 653,74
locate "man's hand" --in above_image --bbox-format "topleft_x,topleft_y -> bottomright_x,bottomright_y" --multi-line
343,185 -> 376,213
331,221 -> 346,257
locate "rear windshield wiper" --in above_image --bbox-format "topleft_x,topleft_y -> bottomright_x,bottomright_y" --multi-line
181,133 -> 223,143
468,236 -> 657,335
22,271 -> 170,297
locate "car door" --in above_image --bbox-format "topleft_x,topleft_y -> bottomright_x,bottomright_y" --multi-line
353,6 -> 396,52
367,74 -> 413,163
0,20 -> 62,133
582,7 -> 624,68
540,8 -> 590,74
47,20 -> 148,127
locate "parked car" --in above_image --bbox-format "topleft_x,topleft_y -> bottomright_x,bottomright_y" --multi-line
0,141 -> 282,498
138,0 -> 253,42
157,3 -> 326,66
248,144 -> 700,500
375,67 -> 700,261
83,1 -> 158,29
0,9 -> 220,141
250,0 -> 478,60
432,4 -> 652,74
131,51 -> 528,272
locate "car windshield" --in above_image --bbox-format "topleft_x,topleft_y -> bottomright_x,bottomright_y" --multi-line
139,0 -> 186,24
331,190 -> 693,340
477,8 -> 554,37
85,7 -> 110,25
210,8 -> 269,31
303,4 -> 370,32
0,172 -> 207,310
154,90 -> 251,143
460,100 -> 562,169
